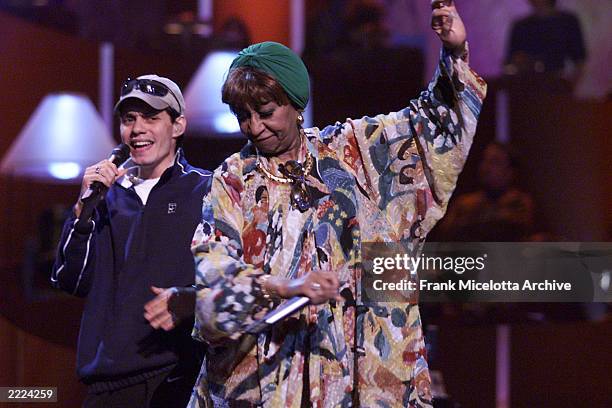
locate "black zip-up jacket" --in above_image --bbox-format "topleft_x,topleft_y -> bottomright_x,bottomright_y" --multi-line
51,149 -> 211,389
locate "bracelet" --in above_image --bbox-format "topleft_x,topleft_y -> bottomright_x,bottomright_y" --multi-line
455,41 -> 469,61
259,274 -> 280,301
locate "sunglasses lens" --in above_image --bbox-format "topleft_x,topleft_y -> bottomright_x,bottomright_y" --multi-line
141,82 -> 167,97
120,79 -> 169,98
120,79 -> 137,96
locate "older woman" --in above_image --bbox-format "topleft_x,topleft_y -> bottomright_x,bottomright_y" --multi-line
189,1 -> 486,407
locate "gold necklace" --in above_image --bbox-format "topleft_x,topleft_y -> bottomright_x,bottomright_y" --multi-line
256,152 -> 313,183
255,133 -> 315,212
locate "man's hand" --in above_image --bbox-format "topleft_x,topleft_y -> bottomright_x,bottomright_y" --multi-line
74,160 -> 128,217
144,286 -> 195,331
431,0 -> 466,53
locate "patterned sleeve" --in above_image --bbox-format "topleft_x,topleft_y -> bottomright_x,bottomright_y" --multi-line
340,44 -> 487,241
191,164 -> 272,344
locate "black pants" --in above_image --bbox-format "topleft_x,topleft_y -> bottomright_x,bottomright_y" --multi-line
83,368 -> 195,408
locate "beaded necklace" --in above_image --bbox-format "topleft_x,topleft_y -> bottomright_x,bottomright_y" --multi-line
255,133 -> 314,212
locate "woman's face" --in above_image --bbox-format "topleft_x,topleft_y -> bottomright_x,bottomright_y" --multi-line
235,101 -> 301,159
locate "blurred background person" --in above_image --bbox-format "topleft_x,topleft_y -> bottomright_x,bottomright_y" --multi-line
505,0 -> 586,87
438,141 -> 535,242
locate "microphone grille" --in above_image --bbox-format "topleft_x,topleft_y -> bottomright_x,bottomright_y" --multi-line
112,143 -> 131,163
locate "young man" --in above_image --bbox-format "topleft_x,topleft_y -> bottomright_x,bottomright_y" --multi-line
52,75 -> 211,407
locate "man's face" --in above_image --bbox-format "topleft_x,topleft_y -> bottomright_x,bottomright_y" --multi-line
118,99 -> 184,179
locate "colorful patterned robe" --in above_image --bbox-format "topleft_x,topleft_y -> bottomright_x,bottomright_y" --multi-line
188,46 -> 486,408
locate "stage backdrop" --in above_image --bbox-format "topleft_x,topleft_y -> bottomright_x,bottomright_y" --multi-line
383,0 -> 612,99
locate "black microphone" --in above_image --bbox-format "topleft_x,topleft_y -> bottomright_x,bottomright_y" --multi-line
246,296 -> 310,334
80,143 -> 131,203
74,143 -> 130,233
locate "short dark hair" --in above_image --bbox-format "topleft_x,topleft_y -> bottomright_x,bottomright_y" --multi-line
255,185 -> 268,203
165,107 -> 181,122
222,66 -> 294,114
165,108 -> 184,150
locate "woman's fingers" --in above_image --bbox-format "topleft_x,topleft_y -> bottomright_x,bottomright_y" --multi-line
431,9 -> 452,33
431,0 -> 453,10
430,1 -> 465,50
302,270 -> 340,304
281,270 -> 342,304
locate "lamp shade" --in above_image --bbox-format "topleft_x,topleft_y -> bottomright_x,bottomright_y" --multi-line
185,50 -> 241,136
0,93 -> 117,183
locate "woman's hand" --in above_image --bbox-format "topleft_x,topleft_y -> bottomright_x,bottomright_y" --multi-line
431,0 -> 466,54
271,270 -> 342,305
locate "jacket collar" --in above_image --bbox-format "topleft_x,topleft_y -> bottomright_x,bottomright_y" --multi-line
117,148 -> 187,189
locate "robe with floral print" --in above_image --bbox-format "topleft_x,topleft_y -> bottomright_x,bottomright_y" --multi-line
188,46 -> 486,408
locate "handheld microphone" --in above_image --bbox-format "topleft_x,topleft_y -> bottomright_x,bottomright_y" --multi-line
80,143 -> 131,203
246,296 -> 310,334
75,143 -> 130,233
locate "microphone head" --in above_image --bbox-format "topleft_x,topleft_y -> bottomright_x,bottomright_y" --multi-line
111,143 -> 131,164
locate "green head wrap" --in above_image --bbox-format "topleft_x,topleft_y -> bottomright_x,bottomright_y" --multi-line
229,41 -> 310,109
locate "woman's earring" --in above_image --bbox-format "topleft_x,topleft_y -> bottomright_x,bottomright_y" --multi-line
297,113 -> 304,126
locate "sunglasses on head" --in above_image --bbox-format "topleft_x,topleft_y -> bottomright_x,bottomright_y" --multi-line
121,78 -> 182,114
